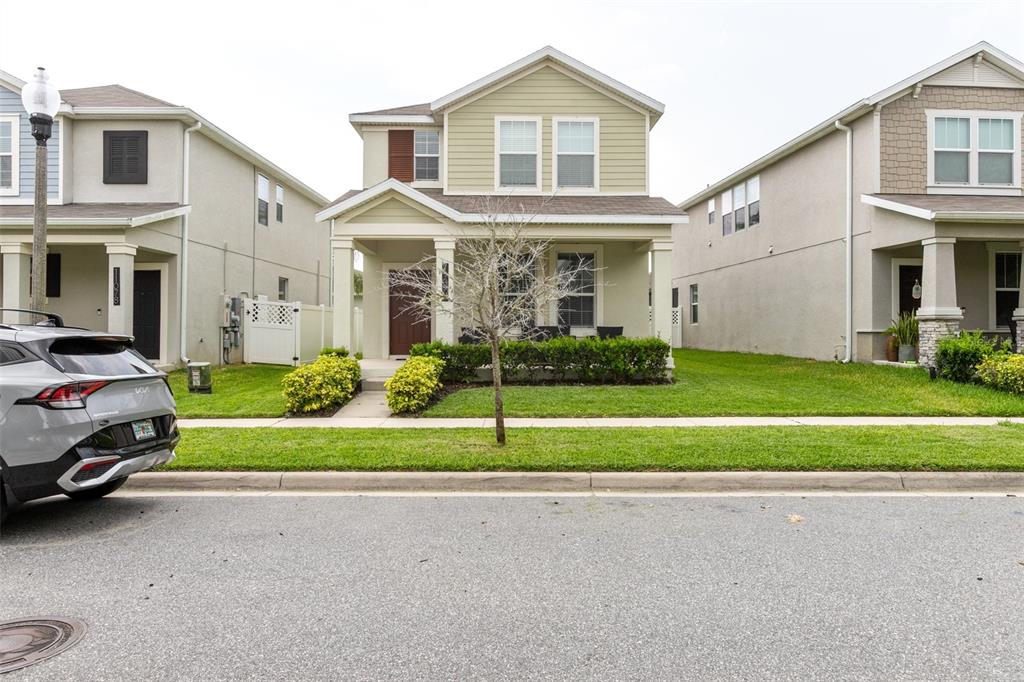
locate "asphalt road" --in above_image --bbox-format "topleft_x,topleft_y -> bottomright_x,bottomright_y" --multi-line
2,492 -> 1023,680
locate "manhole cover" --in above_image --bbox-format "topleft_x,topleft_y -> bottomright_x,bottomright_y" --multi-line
0,618 -> 86,674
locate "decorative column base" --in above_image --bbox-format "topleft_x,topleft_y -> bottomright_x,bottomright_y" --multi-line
1014,314 -> 1024,353
917,316 -> 961,368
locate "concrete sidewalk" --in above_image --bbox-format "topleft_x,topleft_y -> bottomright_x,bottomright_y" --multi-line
126,470 -> 1024,493
176,415 -> 1024,429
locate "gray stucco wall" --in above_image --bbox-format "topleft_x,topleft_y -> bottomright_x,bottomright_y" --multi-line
0,84 -> 60,200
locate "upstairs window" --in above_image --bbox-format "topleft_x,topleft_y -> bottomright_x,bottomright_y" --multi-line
276,184 -> 284,222
103,131 -> 148,184
414,130 -> 440,181
257,174 -> 270,226
0,115 -> 18,195
721,176 -> 760,234
747,176 -> 760,226
497,118 -> 540,189
929,111 -> 1021,190
707,198 -> 715,225
721,190 -> 733,236
733,183 -> 746,231
555,119 -> 596,189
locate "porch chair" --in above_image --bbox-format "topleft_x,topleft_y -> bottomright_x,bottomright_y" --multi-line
596,326 -> 623,340
459,328 -> 483,344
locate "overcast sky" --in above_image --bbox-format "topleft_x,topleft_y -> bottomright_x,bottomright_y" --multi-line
2,1 -> 1022,203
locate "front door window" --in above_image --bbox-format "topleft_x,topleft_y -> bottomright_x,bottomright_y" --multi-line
898,264 -> 923,317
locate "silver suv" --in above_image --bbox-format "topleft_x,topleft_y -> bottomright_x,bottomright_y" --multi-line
0,310 -> 178,520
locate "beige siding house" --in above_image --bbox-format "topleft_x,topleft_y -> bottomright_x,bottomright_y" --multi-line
319,47 -> 685,359
675,42 -> 1024,366
0,73 -> 329,367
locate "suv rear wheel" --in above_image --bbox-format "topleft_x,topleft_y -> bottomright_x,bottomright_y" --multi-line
64,476 -> 128,501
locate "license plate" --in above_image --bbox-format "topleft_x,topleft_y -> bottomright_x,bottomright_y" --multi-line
131,419 -> 156,441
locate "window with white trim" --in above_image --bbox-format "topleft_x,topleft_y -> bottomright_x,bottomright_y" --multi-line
0,115 -> 19,195
929,111 -> 1021,189
257,174 -> 270,226
500,253 -> 536,325
689,284 -> 699,324
557,252 -> 595,327
995,252 -> 1021,329
275,184 -> 284,222
414,130 -> 439,181
721,190 -> 733,236
733,183 -> 746,231
278,277 -> 289,301
555,119 -> 596,188
721,175 -> 760,235
707,198 -> 715,225
497,118 -> 539,188
747,176 -> 760,226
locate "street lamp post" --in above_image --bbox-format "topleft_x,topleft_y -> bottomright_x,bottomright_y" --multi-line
20,68 -> 60,312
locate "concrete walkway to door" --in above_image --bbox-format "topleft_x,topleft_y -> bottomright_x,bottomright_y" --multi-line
332,358 -> 404,418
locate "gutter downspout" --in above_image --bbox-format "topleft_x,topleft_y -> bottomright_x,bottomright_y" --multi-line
180,121 -> 202,364
835,120 -> 853,363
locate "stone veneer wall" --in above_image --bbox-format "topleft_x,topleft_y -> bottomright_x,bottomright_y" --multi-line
917,318 -> 962,369
879,86 -> 1024,194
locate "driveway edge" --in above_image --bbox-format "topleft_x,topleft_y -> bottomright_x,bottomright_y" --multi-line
124,471 -> 1024,493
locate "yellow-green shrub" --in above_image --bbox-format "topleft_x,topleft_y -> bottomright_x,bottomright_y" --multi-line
385,356 -> 444,414
282,355 -> 361,413
976,353 -> 1024,396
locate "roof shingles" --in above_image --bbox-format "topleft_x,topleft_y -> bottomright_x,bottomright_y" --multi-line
871,193 -> 1024,214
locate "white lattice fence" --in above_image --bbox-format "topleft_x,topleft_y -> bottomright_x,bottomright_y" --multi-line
671,306 -> 683,348
243,298 -> 301,366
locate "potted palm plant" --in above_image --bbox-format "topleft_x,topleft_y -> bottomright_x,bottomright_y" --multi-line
891,312 -> 919,363
883,322 -> 899,362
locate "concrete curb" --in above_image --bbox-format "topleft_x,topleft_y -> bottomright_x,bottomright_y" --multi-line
124,471 -> 1024,493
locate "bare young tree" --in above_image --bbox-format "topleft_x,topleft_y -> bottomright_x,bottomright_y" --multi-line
389,197 -> 596,445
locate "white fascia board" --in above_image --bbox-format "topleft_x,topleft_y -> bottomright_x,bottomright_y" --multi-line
678,100 -> 869,209
457,213 -> 686,225
0,217 -> 131,226
429,45 -> 665,117
859,194 -> 936,221
0,69 -> 26,90
69,107 -> 328,206
348,114 -> 436,124
934,211 -> 1024,222
129,205 -> 192,227
315,178 -> 461,223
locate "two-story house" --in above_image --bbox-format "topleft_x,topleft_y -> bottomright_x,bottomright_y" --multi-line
675,42 -> 1024,367
0,70 -> 330,367
316,47 -> 686,359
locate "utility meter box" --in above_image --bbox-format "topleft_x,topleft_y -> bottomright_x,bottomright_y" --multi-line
187,361 -> 212,393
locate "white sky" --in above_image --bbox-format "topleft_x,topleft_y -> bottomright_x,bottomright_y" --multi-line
2,1 -> 1022,204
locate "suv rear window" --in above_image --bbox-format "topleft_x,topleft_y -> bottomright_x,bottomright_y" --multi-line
0,344 -> 27,365
49,338 -> 157,376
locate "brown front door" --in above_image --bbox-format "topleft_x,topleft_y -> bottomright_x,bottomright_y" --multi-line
897,264 -> 923,317
389,272 -> 431,356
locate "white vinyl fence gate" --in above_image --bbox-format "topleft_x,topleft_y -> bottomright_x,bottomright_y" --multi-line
242,298 -> 334,366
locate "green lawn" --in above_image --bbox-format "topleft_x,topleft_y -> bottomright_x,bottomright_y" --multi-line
168,364 -> 291,418
422,349 -> 1024,417
170,424 -> 1024,471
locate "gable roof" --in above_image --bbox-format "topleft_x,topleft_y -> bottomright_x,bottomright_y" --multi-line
61,84 -> 176,108
679,41 -> 1024,209
862,193 -> 1024,222
349,46 -> 666,128
316,179 -> 685,225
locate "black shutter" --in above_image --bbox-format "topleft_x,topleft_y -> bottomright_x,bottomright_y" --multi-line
104,131 -> 149,184
46,253 -> 61,298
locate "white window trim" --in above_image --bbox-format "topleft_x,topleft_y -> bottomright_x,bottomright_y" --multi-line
689,283 -> 699,325
413,129 -> 442,187
275,184 -> 284,222
552,116 -> 600,193
547,243 -> 604,335
257,173 -> 270,226
720,175 -> 760,236
278,276 -> 289,302
987,244 -> 1022,331
926,110 -> 1022,196
0,114 -> 20,197
494,115 -> 542,193
707,198 -> 715,225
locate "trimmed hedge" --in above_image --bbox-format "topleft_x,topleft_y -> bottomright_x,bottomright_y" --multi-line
385,356 -> 445,413
320,346 -> 349,358
410,337 -> 670,384
282,355 -> 360,414
935,331 -> 1002,384
976,353 -> 1024,396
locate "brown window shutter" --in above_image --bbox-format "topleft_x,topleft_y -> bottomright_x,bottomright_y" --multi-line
388,130 -> 414,182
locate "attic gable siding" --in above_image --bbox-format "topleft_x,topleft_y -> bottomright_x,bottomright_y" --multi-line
0,84 -> 60,200
879,85 -> 1024,194
445,65 -> 647,193
343,196 -> 443,224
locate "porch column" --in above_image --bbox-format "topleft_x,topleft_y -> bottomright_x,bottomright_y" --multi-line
332,237 -> 354,352
1,243 -> 32,324
649,240 -> 674,362
106,243 -> 137,336
434,237 -> 456,344
1014,240 -> 1024,352
917,236 -> 961,368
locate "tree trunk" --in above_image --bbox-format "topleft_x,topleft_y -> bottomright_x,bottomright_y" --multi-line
31,142 -> 48,312
490,338 -> 505,445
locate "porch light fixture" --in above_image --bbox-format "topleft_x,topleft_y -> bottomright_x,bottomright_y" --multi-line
20,67 -> 60,311
912,279 -> 922,300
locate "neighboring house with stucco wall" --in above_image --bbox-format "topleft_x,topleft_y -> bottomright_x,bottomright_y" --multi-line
0,70 -> 329,367
675,42 -> 1024,366
317,46 -> 685,359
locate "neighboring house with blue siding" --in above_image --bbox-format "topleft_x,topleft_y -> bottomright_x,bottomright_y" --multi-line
0,69 -> 330,367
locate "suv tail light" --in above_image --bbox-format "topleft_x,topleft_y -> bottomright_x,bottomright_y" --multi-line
16,380 -> 110,409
